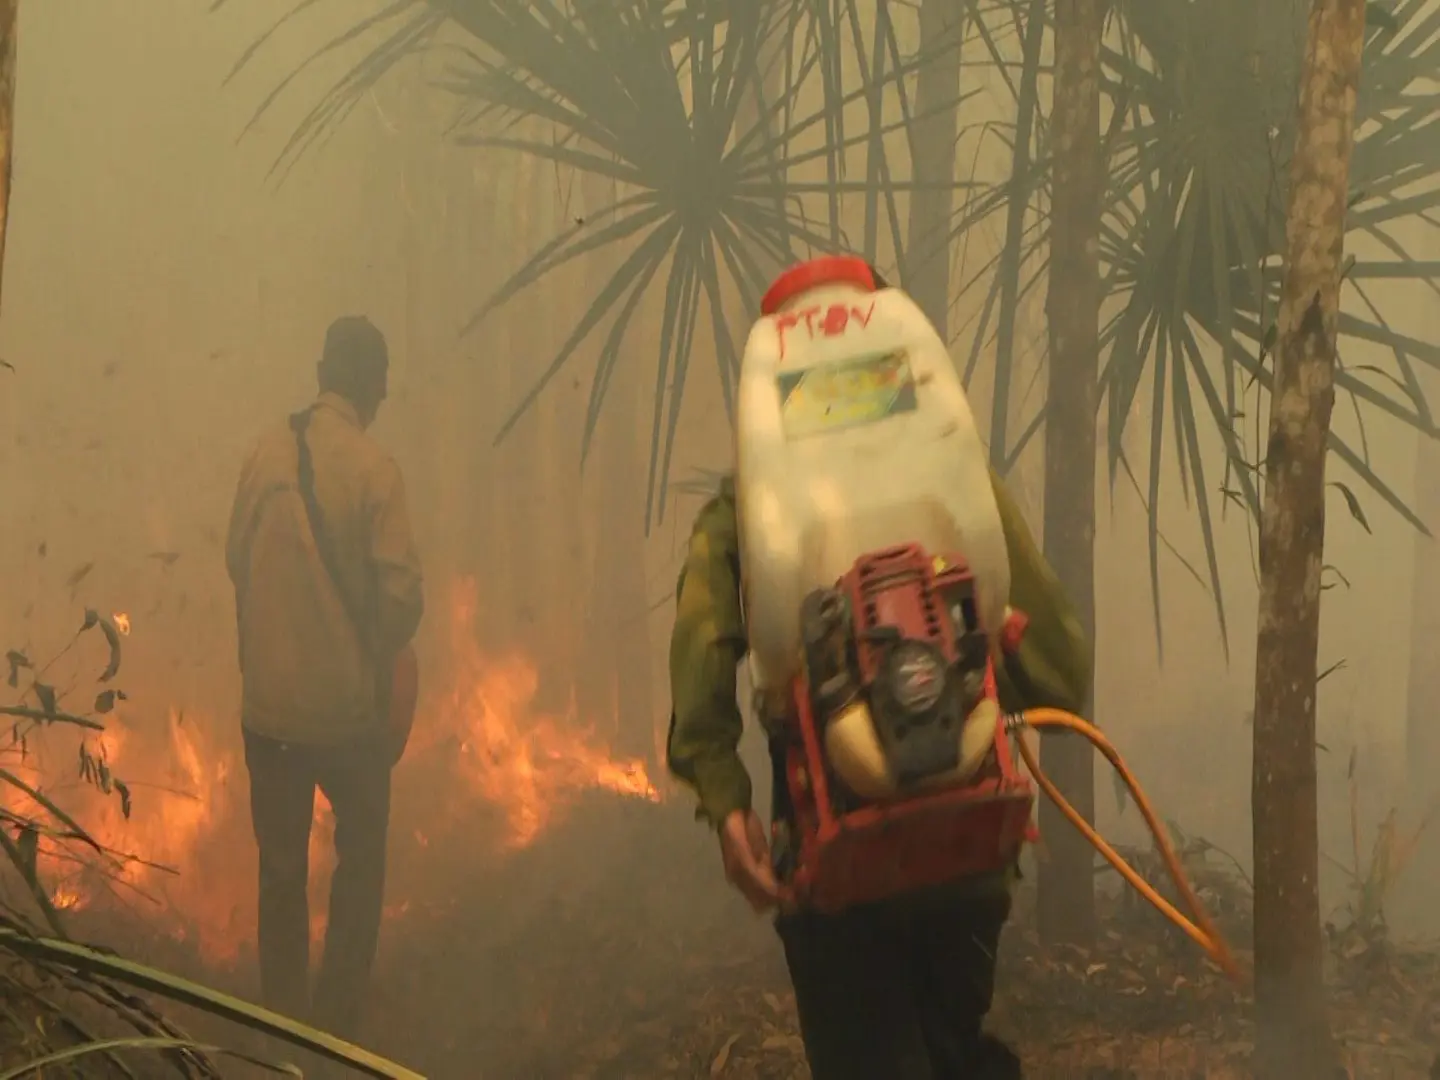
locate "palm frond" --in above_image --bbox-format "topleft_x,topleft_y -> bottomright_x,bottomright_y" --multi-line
229,0 -> 1440,646
0,930 -> 425,1079
1034,0 -> 1439,645
1,615 -> 422,1078
0,1037 -> 299,1080
439,0 -> 984,525
951,0 -> 1438,649
228,0 -> 984,528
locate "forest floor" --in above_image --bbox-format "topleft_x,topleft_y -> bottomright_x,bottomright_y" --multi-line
7,795 -> 1440,1079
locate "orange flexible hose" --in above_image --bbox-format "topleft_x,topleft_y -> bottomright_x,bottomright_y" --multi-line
1013,708 -> 1244,986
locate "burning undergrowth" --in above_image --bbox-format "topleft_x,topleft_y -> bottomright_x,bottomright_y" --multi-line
21,577 -> 656,949
0,575 -> 666,1075
17,581 -> 1435,1078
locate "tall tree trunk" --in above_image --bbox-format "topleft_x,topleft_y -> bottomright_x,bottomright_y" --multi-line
586,368 -> 653,760
0,0 -> 18,311
987,0 -> 1045,463
1037,0 -> 1103,948
902,0 -> 964,334
530,156 -> 583,711
1405,428 -> 1440,797
488,150 -> 536,646
1251,1 -> 1365,1075
578,168 -> 653,760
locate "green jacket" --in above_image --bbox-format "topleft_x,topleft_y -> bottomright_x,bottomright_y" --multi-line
666,471 -> 1092,829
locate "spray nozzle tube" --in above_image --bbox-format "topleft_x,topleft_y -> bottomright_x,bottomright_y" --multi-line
1010,708 -> 1244,985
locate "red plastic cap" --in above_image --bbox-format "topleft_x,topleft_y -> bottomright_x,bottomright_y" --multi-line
760,256 -> 877,316
1000,608 -> 1029,654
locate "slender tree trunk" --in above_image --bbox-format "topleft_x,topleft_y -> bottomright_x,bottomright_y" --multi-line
488,150 -> 535,644
1405,428 -> 1440,797
577,168 -> 652,759
1037,0 -> 1103,948
490,128 -> 571,673
531,155 -> 583,711
987,0 -> 1045,464
587,369 -> 653,759
1251,1 -> 1365,1075
902,0 -> 964,334
0,0 -> 18,311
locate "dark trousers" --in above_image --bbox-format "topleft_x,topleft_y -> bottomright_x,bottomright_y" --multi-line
243,728 -> 392,1041
776,883 -> 1019,1080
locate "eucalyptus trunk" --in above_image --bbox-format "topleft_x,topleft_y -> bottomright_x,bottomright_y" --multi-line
1036,0 -> 1103,948
902,0 -> 965,333
489,150 -> 537,649
1250,1 -> 1365,1074
529,158 -> 583,707
988,0 -> 1045,464
0,0 -> 17,311
579,169 -> 653,759
1405,429 -> 1440,797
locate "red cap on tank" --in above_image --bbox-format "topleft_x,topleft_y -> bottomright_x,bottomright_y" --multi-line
760,256 -> 877,316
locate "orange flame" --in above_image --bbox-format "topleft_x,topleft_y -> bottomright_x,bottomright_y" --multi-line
438,578 -> 659,849
4,577 -> 661,963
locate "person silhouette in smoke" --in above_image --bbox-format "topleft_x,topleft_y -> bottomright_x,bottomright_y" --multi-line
225,315 -> 424,1042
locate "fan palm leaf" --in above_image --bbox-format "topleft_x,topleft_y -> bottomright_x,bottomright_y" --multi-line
956,0 -> 1440,650
0,927 -> 424,1078
1096,0 -> 1440,649
224,0 -> 991,527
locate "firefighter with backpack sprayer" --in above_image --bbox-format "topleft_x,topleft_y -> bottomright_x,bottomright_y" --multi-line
667,257 -> 1239,1080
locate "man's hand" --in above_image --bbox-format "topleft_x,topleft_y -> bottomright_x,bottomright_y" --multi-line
718,808 -> 787,913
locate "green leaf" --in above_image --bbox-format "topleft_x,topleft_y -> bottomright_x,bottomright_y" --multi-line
32,683 -> 57,718
64,561 -> 93,593
97,615 -> 122,682
0,704 -> 104,732
233,0 -> 933,529
1085,0 -> 1440,647
235,0 -> 1440,641
0,823 -> 64,936
5,649 -> 30,688
0,1037 -> 302,1080
1365,2 -> 1400,34
1328,481 -> 1373,535
0,931 -> 426,1079
0,767 -> 104,854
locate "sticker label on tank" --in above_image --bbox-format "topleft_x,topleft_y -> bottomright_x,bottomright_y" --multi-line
776,349 -> 918,439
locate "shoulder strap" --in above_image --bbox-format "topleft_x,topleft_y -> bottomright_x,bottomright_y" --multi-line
290,407 -> 373,658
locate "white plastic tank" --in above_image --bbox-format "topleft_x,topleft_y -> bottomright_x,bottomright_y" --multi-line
736,256 -> 1011,701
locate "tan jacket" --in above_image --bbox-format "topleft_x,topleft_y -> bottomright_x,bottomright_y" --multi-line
226,392 -> 424,745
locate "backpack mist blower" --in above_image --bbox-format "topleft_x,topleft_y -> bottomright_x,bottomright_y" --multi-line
735,256 -> 1240,983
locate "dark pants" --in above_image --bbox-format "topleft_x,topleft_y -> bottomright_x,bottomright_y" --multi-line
776,883 -> 1019,1080
243,728 -> 392,1041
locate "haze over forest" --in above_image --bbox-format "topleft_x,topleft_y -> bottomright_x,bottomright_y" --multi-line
0,0 -> 1438,1075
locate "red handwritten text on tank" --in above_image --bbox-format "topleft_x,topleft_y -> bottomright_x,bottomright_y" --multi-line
776,301 -> 876,359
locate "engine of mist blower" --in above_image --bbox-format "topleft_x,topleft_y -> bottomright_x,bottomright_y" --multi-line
775,542 -> 1036,914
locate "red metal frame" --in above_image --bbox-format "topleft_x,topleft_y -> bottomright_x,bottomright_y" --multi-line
781,544 -> 1036,914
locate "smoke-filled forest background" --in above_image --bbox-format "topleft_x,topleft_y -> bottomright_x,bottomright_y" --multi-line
0,0 -> 1438,1076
